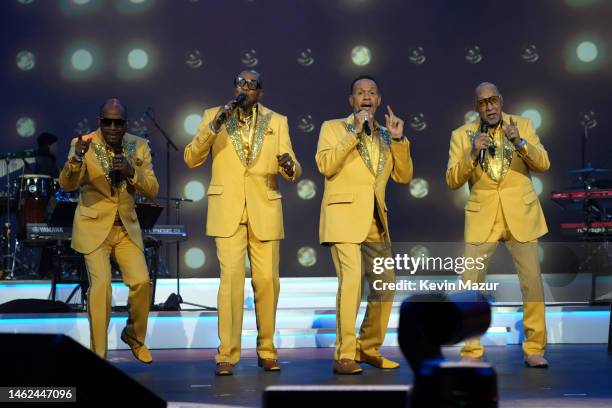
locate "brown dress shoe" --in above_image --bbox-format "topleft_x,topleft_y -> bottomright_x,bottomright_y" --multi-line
356,352 -> 400,369
120,328 -> 153,364
524,355 -> 548,368
258,358 -> 281,371
333,359 -> 363,375
215,362 -> 235,376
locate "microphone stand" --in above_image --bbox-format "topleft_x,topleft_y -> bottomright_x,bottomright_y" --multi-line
155,196 -> 216,311
144,108 -> 179,282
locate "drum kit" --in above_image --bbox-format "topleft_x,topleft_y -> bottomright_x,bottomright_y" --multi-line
1,151 -> 77,279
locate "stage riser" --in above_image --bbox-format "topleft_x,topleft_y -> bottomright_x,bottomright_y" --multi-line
0,308 -> 608,350
1,276 -> 611,308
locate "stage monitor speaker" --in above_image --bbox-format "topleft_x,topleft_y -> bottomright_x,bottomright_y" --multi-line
0,333 -> 166,407
263,385 -> 411,407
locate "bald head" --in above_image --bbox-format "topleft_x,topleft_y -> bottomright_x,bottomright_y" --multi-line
99,98 -> 128,119
99,98 -> 128,147
474,82 -> 500,100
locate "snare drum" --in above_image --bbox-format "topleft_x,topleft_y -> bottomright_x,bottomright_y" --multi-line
17,174 -> 54,228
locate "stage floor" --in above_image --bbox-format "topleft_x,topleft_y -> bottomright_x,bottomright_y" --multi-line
108,345 -> 612,407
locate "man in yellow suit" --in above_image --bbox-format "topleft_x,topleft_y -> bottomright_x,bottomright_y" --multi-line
59,98 -> 159,363
184,70 -> 301,376
317,75 -> 413,374
446,82 -> 550,368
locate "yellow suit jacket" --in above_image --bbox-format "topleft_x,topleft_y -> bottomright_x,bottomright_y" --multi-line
316,115 -> 413,244
446,113 -> 550,243
184,103 -> 301,240
59,130 -> 159,254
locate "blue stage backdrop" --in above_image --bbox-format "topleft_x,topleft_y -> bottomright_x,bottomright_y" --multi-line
1,0 -> 611,278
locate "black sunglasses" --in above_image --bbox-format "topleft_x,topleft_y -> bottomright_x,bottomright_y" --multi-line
100,118 -> 127,127
234,76 -> 261,90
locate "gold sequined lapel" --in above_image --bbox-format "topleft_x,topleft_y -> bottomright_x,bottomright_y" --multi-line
247,111 -> 272,166
466,125 -> 514,182
92,136 -> 138,192
344,122 -> 390,176
225,115 -> 247,166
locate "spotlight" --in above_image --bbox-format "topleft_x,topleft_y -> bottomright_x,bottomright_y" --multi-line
410,178 -> 429,199
184,248 -> 205,269
351,45 -> 371,66
184,180 -> 205,202
183,113 -> 202,135
128,48 -> 149,70
520,109 -> 542,130
297,179 -> 316,200
16,50 -> 35,71
297,247 -> 317,267
398,291 -> 497,408
16,117 -> 36,138
71,49 -> 93,71
576,41 -> 598,62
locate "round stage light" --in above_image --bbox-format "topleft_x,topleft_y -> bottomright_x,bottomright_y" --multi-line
297,247 -> 317,267
183,113 -> 202,135
521,44 -> 540,63
351,45 -> 371,66
184,180 -> 205,202
17,117 -> 36,138
464,110 -> 479,124
71,49 -> 93,71
409,178 -> 429,199
576,41 -> 598,62
531,176 -> 543,196
71,0 -> 91,4
521,109 -> 542,130
129,0 -> 147,3
127,48 -> 149,70
408,113 -> 427,131
297,179 -> 316,200
185,248 -> 206,269
16,50 -> 35,71
17,0 -> 34,4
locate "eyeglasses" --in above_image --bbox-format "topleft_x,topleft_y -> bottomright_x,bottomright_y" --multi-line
477,95 -> 501,109
100,118 -> 127,127
234,76 -> 261,90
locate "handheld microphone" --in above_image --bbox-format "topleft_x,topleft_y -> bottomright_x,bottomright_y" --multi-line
218,93 -> 247,123
478,120 -> 489,165
364,118 -> 372,136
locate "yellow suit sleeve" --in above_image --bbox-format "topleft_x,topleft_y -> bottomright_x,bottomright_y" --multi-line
446,130 -> 477,190
58,137 -> 86,192
315,121 -> 359,178
515,119 -> 550,173
184,109 -> 218,168
128,142 -> 159,199
277,116 -> 302,182
389,138 -> 413,184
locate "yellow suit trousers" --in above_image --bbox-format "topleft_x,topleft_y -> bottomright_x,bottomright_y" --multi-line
330,211 -> 395,361
83,226 -> 151,359
214,207 -> 280,364
461,204 -> 547,358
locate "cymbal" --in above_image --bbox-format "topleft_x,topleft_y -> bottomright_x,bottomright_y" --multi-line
568,167 -> 611,174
